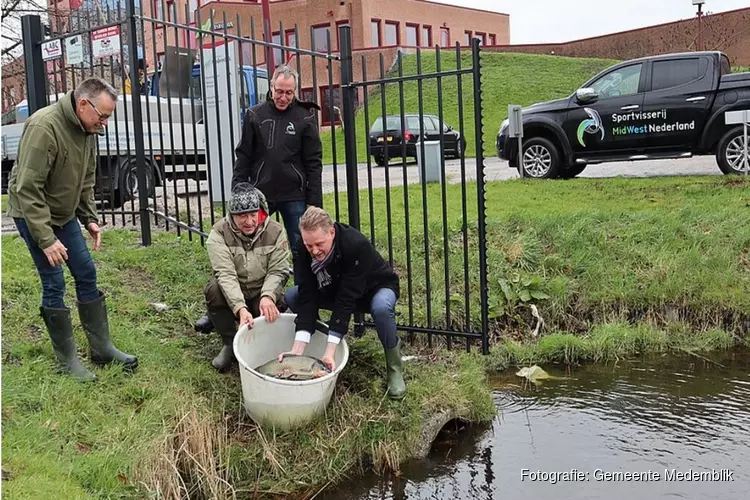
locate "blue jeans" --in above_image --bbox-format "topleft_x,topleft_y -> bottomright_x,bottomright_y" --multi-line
15,218 -> 99,309
285,286 -> 399,349
268,200 -> 306,266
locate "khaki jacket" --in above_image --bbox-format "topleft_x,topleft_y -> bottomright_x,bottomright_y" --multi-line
207,200 -> 291,315
6,92 -> 98,249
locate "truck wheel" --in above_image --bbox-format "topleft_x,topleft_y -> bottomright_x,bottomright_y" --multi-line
373,155 -> 387,167
716,126 -> 750,175
116,157 -> 156,206
560,164 -> 587,179
520,137 -> 561,179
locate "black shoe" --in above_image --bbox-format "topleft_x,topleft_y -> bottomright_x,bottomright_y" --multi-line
194,313 -> 215,334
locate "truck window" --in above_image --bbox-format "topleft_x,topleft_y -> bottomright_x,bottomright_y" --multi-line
590,63 -> 642,98
720,56 -> 731,76
651,58 -> 708,91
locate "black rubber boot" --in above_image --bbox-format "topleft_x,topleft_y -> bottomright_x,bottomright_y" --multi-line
40,306 -> 96,382
194,313 -> 215,334
384,340 -> 406,399
77,292 -> 138,370
209,309 -> 238,372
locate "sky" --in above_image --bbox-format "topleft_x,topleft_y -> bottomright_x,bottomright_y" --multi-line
431,0 -> 750,44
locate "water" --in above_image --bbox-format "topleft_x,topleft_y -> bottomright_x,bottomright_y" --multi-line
320,352 -> 750,499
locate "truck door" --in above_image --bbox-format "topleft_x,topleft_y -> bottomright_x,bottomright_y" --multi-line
641,56 -> 713,151
564,62 -> 646,158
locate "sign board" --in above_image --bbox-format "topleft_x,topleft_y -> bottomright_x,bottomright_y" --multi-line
508,104 -> 523,138
42,39 -> 62,61
92,26 -> 121,58
203,41 -> 240,205
65,35 -> 84,65
725,109 -> 750,125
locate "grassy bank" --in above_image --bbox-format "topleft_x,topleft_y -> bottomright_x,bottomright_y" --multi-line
3,175 -> 749,497
326,175 -> 750,338
1,229 -> 494,499
319,52 -> 617,164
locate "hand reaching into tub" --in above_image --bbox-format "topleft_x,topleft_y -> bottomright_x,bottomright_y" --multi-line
238,307 -> 254,328
321,342 -> 337,372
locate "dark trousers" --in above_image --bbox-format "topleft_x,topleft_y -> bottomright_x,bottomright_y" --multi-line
268,200 -> 306,266
284,285 -> 399,349
15,217 -> 99,309
204,278 -> 288,317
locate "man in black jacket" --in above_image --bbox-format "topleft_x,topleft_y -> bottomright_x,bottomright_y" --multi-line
280,207 -> 406,399
195,65 -> 322,333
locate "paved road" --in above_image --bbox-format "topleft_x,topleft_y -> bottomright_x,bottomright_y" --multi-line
319,154 -> 724,193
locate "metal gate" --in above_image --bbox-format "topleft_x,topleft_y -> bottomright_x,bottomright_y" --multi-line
18,0 -> 489,353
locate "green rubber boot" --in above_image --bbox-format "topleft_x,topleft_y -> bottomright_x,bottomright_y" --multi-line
77,292 -> 138,370
40,306 -> 97,382
384,340 -> 406,399
209,309 -> 238,372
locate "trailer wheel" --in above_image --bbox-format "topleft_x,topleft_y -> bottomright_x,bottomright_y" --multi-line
115,156 -> 156,206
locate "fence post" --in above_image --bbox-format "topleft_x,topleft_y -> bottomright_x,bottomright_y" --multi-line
471,38 -> 490,355
125,0 -> 152,246
21,15 -> 47,114
338,25 -> 360,230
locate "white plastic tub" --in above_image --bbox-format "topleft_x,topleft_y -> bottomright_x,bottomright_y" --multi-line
233,313 -> 349,430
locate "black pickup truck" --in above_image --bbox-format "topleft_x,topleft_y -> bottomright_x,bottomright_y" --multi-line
496,51 -> 750,178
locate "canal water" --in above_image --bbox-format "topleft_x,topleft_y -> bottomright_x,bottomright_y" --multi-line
319,351 -> 749,499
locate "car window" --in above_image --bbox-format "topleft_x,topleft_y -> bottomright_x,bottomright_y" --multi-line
720,56 -> 731,76
590,63 -> 642,98
651,58 -> 708,91
370,116 -> 402,132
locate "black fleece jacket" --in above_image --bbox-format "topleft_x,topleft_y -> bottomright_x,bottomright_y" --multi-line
294,223 -> 400,337
231,96 -> 323,207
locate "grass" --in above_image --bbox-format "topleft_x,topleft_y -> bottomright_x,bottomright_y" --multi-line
1,229 -> 494,499
324,175 -> 750,336
319,52 -> 617,165
3,175 -> 750,497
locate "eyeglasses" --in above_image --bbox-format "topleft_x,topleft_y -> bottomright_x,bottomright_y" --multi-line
85,98 -> 111,121
273,87 -> 295,98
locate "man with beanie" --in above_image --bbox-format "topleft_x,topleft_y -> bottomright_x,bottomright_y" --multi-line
281,207 -> 406,399
194,64 -> 322,334
6,77 -> 137,381
205,183 -> 291,372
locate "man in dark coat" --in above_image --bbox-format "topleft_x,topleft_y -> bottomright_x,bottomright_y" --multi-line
281,207 -> 406,399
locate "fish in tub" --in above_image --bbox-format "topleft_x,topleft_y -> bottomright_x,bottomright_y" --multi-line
254,354 -> 332,381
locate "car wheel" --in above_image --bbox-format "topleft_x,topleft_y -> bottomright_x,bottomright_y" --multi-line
373,156 -> 387,167
559,164 -> 587,179
520,137 -> 561,179
454,139 -> 464,159
716,126 -> 750,175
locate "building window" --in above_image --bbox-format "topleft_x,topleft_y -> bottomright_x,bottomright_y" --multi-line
312,24 -> 331,52
285,29 -> 297,62
336,20 -> 350,50
474,32 -> 485,45
422,26 -> 431,47
320,85 -> 340,126
488,33 -> 496,45
406,24 -> 418,46
371,19 -> 381,47
272,32 -> 282,67
167,0 -> 176,22
464,31 -> 472,45
384,21 -> 399,46
154,0 -> 164,21
188,0 -> 199,23
440,27 -> 450,47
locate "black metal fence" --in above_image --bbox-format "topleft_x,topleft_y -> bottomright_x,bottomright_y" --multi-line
18,0 -> 490,353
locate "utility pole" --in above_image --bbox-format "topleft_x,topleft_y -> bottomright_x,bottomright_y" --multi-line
261,0 -> 274,74
692,0 -> 706,51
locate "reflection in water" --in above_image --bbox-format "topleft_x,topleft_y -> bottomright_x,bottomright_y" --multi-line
319,351 -> 750,499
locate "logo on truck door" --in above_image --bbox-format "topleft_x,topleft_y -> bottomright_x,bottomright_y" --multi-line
577,107 -> 605,147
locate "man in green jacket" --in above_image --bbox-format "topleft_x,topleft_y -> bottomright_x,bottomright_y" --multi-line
6,77 -> 137,381
205,182 -> 291,372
